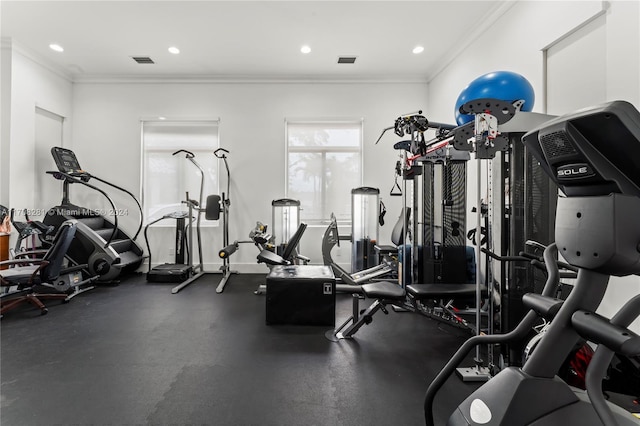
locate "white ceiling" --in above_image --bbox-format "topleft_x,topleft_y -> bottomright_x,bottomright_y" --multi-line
1,1 -> 506,82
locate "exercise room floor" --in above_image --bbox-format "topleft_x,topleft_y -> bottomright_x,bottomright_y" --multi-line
1,273 -> 481,426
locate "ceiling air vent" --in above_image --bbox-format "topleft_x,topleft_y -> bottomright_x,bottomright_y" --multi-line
337,56 -> 357,64
132,56 -> 155,64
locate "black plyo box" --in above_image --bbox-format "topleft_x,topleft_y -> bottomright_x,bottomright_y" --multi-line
266,265 -> 336,326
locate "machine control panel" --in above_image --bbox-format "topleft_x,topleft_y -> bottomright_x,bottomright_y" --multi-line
51,146 -> 88,176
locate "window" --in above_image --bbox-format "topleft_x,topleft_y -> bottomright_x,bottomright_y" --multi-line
141,120 -> 219,223
286,120 -> 363,224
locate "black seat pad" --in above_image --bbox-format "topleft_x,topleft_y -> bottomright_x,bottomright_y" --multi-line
406,283 -> 483,299
374,244 -> 397,254
257,249 -> 285,266
361,281 -> 406,300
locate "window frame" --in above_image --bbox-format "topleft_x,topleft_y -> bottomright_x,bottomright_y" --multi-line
284,118 -> 364,225
140,118 -> 220,227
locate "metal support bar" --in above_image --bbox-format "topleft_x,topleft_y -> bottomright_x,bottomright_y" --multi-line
171,271 -> 205,294
215,267 -> 239,293
326,293 -> 383,341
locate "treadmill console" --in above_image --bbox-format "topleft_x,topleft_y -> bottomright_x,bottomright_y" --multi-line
51,146 -> 87,176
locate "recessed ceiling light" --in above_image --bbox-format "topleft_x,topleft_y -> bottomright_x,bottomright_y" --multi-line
158,116 -> 167,120
300,45 -> 311,54
412,45 -> 425,54
49,44 -> 64,52
168,46 -> 180,54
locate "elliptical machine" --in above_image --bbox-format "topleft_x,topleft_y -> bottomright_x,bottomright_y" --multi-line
425,100 -> 640,425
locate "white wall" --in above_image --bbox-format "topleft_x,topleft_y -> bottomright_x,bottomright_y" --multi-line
426,0 -> 640,331
1,43 -> 73,241
70,81 -> 428,273
0,40 -> 12,206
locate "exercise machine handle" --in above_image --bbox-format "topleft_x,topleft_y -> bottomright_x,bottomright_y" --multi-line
89,174 -> 145,241
143,215 -> 168,273
481,247 -> 533,263
214,149 -> 231,207
424,309 -> 541,426
219,239 -> 255,259
173,149 -> 194,159
219,243 -> 238,259
584,294 -> 640,426
572,310 -> 640,358
214,148 -> 229,158
424,243 -> 566,426
50,171 -> 120,248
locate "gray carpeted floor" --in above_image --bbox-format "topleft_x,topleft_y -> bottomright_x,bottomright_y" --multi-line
1,273 -> 481,425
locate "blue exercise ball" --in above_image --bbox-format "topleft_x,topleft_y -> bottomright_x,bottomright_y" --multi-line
454,71 -> 535,126
454,88 -> 475,126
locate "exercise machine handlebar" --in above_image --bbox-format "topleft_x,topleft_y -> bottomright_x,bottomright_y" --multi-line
219,243 -> 238,258
88,174 -> 145,242
424,243 -> 567,426
424,309 -> 541,426
213,148 -> 229,158
182,191 -> 199,208
218,240 -> 254,259
214,148 -> 231,201
172,149 -> 194,158
47,170 -> 120,248
583,294 -> 640,426
48,147 -> 144,243
426,300 -> 531,426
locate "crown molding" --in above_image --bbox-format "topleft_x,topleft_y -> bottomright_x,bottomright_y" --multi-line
2,38 -> 73,83
425,1 -> 517,83
71,73 -> 429,85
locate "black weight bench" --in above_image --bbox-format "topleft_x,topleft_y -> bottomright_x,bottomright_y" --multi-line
326,281 -> 485,341
326,281 -> 406,341
407,283 -> 479,298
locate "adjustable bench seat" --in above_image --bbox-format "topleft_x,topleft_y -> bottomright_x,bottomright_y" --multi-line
406,283 -> 483,299
257,249 -> 287,266
361,281 -> 406,300
334,279 -> 405,297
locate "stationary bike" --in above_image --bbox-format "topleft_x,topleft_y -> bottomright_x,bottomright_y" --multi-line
425,100 -> 640,425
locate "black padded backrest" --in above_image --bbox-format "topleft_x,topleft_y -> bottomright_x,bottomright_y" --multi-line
281,222 -> 307,261
390,207 -> 411,246
205,195 -> 221,220
41,220 -> 77,281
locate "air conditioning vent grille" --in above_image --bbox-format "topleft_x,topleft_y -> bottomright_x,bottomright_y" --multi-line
132,56 -> 155,64
337,56 -> 357,64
